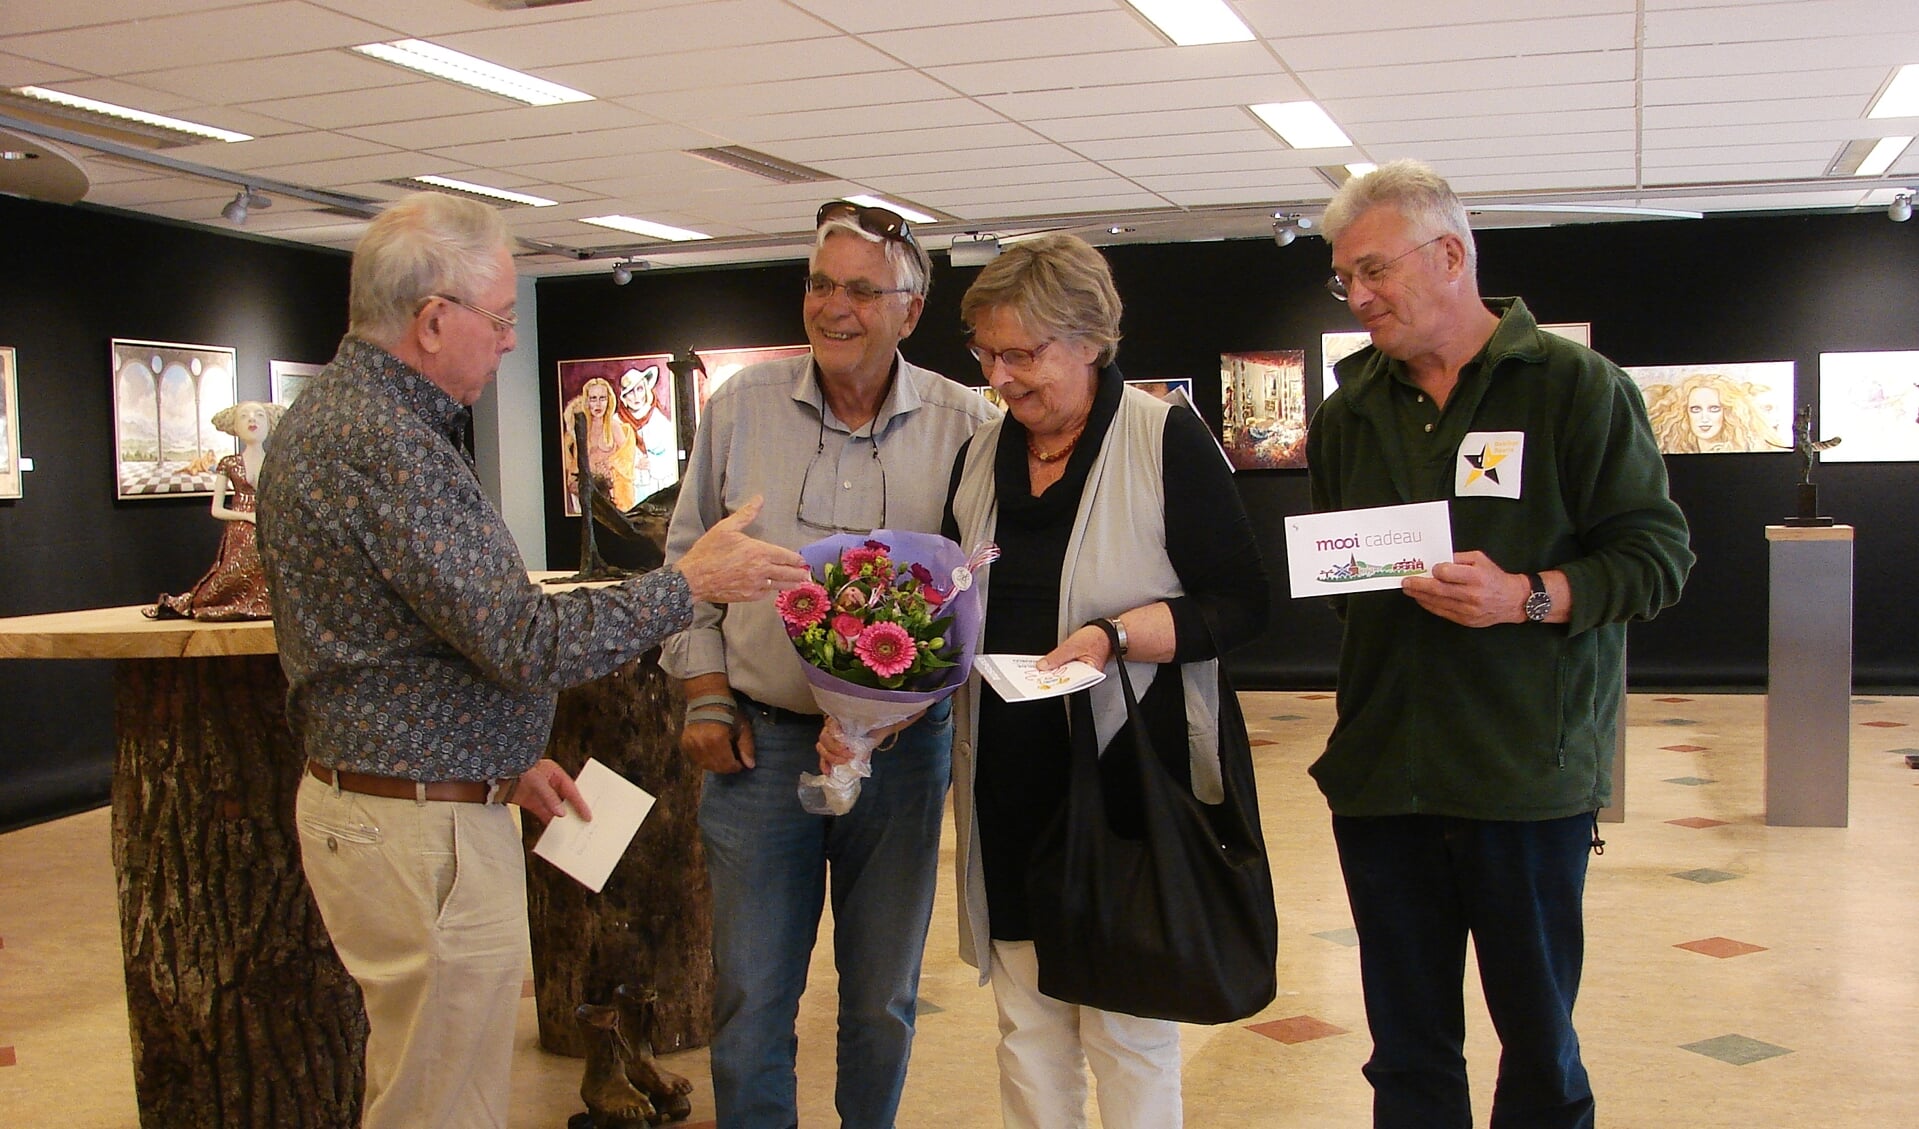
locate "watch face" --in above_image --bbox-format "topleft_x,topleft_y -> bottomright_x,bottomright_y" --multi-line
1525,590 -> 1553,622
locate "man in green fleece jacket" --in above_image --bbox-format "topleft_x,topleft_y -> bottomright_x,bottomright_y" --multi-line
1306,160 -> 1693,1129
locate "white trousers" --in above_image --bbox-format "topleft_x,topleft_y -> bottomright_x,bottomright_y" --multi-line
296,774 -> 530,1129
988,940 -> 1183,1129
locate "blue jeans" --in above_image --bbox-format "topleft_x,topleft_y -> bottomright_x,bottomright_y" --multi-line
1332,812 -> 1596,1129
700,696 -> 953,1129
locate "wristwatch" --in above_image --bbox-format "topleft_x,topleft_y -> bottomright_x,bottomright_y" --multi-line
1523,573 -> 1552,623
1103,617 -> 1130,657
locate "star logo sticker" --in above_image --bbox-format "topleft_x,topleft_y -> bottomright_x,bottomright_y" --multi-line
1463,445 -> 1506,487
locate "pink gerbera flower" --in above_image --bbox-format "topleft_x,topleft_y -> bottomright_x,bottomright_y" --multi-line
842,544 -> 893,579
776,582 -> 829,633
855,621 -> 916,679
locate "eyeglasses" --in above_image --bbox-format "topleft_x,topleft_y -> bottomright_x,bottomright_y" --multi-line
816,199 -> 918,250
803,273 -> 915,307
429,293 -> 518,332
796,412 -> 887,534
1325,235 -> 1446,301
968,338 -> 1057,374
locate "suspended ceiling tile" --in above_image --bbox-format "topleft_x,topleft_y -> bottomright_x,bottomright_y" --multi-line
0,49 -> 85,87
926,188 -> 1167,216
344,101 -> 663,151
1643,161 -> 1838,184
1442,167 -> 1641,193
1105,147 -> 1352,178
981,73 -> 1309,121
1330,82 -> 1634,124
859,11 -> 1161,67
0,0 -> 239,37
298,0 -> 611,38
546,37 -> 901,101
1029,107 -> 1256,144
1645,121 -> 1900,149
247,81 -> 508,131
434,0 -> 843,70
1645,2 -> 1919,48
1404,132 -> 1640,162
172,130 -> 394,172
1275,14 -> 1637,71
1354,108 -> 1636,142
1132,168 -> 1329,193
826,145 -> 1070,179
781,122 -> 1049,162
1644,36 -> 1919,81
1238,0 -> 1635,38
1643,95 -> 1871,129
1396,150 -> 1640,178
626,70 -> 954,122
930,41 -> 1279,98
242,151 -> 450,188
786,0 -> 1112,34
2,3 -> 396,74
878,161 -> 1115,195
125,50 -> 402,106
700,99 -> 1006,146
1642,67 -> 1888,106
1070,129 -> 1281,162
1303,52 -> 1635,101
423,121 -> 710,171
1646,189 -> 1879,213
1639,139 -> 1848,167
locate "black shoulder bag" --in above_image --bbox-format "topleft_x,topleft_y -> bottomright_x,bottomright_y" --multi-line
1024,619 -> 1278,1024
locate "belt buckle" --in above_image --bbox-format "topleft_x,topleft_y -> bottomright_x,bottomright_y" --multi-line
484,776 -> 519,806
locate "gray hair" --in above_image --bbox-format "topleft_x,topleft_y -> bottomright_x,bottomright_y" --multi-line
1322,159 -> 1477,272
812,215 -> 932,298
960,233 -> 1123,367
350,192 -> 511,345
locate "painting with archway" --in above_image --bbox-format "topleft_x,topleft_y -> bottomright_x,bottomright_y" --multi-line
111,338 -> 238,499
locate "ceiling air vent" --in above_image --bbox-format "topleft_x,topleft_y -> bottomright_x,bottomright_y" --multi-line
684,146 -> 834,185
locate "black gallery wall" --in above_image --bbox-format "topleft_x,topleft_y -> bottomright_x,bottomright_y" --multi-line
0,193 -> 351,830
536,209 -> 1919,693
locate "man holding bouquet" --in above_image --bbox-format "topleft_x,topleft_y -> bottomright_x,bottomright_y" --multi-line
661,201 -> 995,1128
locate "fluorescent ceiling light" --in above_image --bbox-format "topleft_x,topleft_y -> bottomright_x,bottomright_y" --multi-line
1346,162 -> 1378,177
1123,0 -> 1255,46
1867,64 -> 1919,119
409,175 -> 557,206
843,194 -> 936,224
1249,101 -> 1353,149
350,40 -> 593,106
11,86 -> 251,142
1857,136 -> 1913,177
580,215 -> 708,241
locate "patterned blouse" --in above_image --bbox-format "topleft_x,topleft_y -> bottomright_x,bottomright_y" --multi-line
257,336 -> 694,781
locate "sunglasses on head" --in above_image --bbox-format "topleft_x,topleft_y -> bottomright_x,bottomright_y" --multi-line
816,200 -> 918,249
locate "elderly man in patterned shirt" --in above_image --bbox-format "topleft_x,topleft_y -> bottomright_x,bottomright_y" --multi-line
257,192 -> 810,1129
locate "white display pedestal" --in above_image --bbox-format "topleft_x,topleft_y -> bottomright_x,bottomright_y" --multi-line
1763,525 -> 1854,827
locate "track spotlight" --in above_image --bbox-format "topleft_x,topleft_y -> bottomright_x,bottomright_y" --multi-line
948,233 -> 1001,267
1272,213 -> 1312,247
220,186 -> 271,224
611,258 -> 644,285
1892,192 -> 1914,223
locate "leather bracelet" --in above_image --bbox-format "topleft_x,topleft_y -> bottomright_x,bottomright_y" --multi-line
685,709 -> 736,727
686,694 -> 737,713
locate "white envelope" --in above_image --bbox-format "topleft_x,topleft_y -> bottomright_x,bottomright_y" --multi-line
1283,500 -> 1454,598
531,758 -> 657,894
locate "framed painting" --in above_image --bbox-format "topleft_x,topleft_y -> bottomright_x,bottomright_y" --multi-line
1221,350 -> 1308,470
1322,323 -> 1591,401
1624,361 -> 1793,454
269,360 -> 324,407
1124,377 -> 1195,405
556,354 -> 678,516
0,346 -> 19,499
692,344 -> 810,423
1818,351 -> 1919,462
111,338 -> 238,499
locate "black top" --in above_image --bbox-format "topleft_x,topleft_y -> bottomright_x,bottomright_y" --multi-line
944,366 -> 1271,940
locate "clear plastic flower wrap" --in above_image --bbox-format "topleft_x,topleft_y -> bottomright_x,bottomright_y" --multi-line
779,530 -> 995,814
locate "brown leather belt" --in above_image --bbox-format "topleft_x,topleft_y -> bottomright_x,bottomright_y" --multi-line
307,760 -> 518,805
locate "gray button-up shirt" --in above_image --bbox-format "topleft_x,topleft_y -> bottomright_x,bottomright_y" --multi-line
660,351 -> 996,714
258,336 -> 695,781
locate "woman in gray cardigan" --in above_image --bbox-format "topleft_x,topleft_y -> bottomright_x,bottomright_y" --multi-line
942,234 -> 1270,1128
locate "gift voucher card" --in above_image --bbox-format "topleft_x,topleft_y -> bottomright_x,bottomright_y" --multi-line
1283,500 -> 1453,598
975,655 -> 1106,702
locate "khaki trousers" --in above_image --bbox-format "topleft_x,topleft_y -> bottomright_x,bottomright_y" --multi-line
296,773 -> 530,1129
988,939 -> 1183,1129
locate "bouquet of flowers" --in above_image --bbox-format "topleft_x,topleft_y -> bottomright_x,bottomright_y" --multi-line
778,530 -> 995,814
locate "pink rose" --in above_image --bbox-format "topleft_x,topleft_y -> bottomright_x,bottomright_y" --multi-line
831,614 -> 863,648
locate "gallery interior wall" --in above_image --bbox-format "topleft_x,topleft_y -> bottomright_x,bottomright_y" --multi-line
535,210 -> 1919,693
0,193 -> 351,831
1,197 -> 1913,831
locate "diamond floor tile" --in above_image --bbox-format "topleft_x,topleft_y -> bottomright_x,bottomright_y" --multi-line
1312,927 -> 1360,947
1672,868 -> 1742,884
1667,816 -> 1729,829
1248,1015 -> 1349,1045
1654,696 -> 1695,702
1681,1034 -> 1792,1065
1662,744 -> 1709,752
1664,776 -> 1715,786
1676,936 -> 1769,958
1659,717 -> 1703,727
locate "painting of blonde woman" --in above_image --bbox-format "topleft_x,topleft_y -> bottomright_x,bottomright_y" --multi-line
557,354 -> 673,515
1627,362 -> 1793,454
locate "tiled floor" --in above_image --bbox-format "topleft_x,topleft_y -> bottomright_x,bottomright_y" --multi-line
3,692 -> 1917,1127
